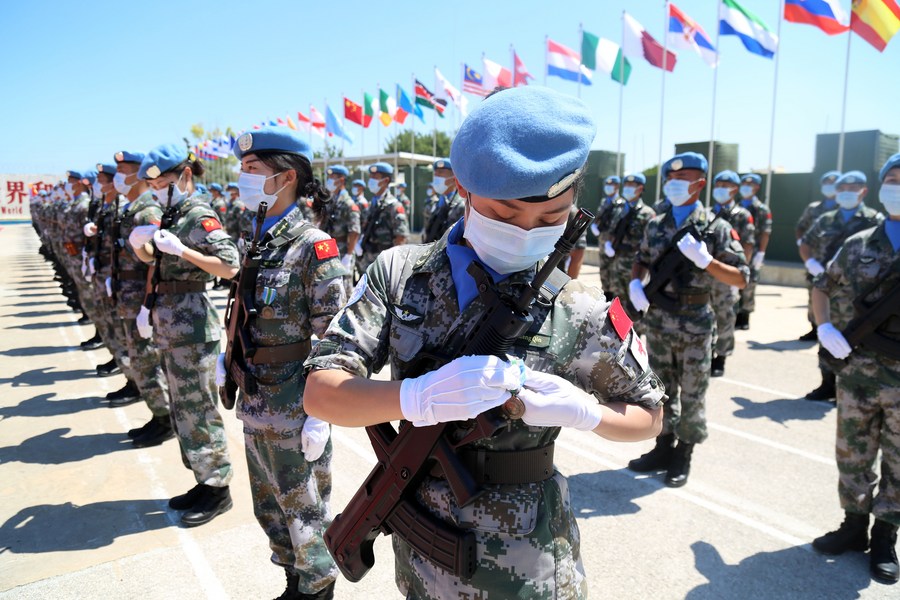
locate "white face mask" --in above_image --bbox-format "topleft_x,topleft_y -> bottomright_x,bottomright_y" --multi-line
821,183 -> 837,198
663,179 -> 694,206
712,187 -> 734,204
621,186 -> 638,201
114,172 -> 133,194
65,182 -> 74,196
432,176 -> 449,195
739,185 -> 755,199
880,183 -> 900,216
91,181 -> 103,197
836,190 -> 861,210
325,179 -> 338,193
155,172 -> 189,205
367,178 -> 382,195
238,171 -> 285,212
463,201 -> 566,274
603,184 -> 617,197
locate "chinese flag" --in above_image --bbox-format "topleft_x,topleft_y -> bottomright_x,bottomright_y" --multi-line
344,97 -> 364,126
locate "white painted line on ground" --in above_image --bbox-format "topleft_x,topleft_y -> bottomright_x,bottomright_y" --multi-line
717,376 -> 801,399
707,422 -> 835,466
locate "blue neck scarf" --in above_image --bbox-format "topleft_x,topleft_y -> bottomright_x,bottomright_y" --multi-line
885,220 -> 900,251
839,206 -> 860,222
672,201 -> 699,228
822,198 -> 836,210
255,204 -> 298,237
445,219 -> 511,312
713,201 -> 734,214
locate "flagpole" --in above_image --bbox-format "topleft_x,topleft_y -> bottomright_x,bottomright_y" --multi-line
323,98 -> 330,174
544,35 -> 548,85
577,23 -> 583,98
376,83 -> 382,158
764,1 -> 784,204
360,90 -> 365,158
509,45 -> 515,86
616,11 -> 626,178
340,93 -> 346,159
837,24 -> 852,172
705,3 -> 723,208
655,0 -> 670,204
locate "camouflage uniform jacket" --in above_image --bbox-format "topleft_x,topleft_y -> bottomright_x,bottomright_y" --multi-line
151,192 -> 239,349
237,207 -> 348,438
422,191 -> 465,243
225,198 -> 246,239
306,228 -> 665,598
94,197 -> 126,279
796,197 -> 836,239
66,192 -> 91,249
116,190 -> 162,301
802,205 -> 885,265
360,192 -> 408,253
210,195 -> 229,223
741,196 -> 772,251
637,203 -> 751,333
607,197 -> 656,255
593,195 -> 618,240
318,189 -> 361,256
712,202 -> 756,250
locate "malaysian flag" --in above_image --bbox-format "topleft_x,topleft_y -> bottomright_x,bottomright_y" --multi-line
462,64 -> 487,96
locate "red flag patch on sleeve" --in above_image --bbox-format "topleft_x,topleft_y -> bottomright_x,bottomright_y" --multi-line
314,238 -> 339,260
148,219 -> 161,226
396,205 -> 405,215
200,217 -> 222,232
351,204 -> 360,212
730,228 -> 740,241
608,296 -> 633,341
217,206 -> 227,213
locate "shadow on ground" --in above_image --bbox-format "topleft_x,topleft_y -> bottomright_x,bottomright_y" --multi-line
0,428 -> 132,464
0,367 -> 96,387
0,393 -> 103,419
730,396 -> 833,425
568,467 -> 662,519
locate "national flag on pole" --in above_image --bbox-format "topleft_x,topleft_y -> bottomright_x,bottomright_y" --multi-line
397,85 -> 424,124
482,57 -> 513,90
850,0 -> 900,51
462,64 -> 487,96
582,31 -> 632,85
379,89 -> 396,126
296,111 -> 312,133
362,93 -> 375,128
325,104 -> 354,143
668,3 -> 719,66
623,12 -> 678,71
344,97 -> 364,126
309,105 -> 326,138
546,38 -> 592,84
434,67 -> 468,116
286,117 -> 298,130
719,0 -> 779,58
784,0 -> 850,35
513,50 -> 534,86
415,79 -> 447,116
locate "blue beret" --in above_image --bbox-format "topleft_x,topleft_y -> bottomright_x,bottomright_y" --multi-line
209,183 -> 223,192
80,169 -> 98,185
351,179 -> 365,187
741,173 -> 762,185
664,152 -> 708,175
879,153 -> 900,181
397,182 -> 408,188
233,127 -> 312,161
38,190 -> 49,197
604,176 -> 621,185
623,173 -> 646,186
820,170 -> 841,183
66,169 -> 85,180
139,143 -> 189,180
226,182 -> 238,190
114,150 -> 145,164
196,183 -> 209,193
327,165 -> 350,177
714,170 -> 740,185
96,163 -> 118,176
836,170 -> 867,186
450,86 -> 595,201
368,162 -> 394,175
433,159 -> 452,171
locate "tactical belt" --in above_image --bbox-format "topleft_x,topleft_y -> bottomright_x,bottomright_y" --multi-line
431,443 -> 555,485
156,280 -> 206,294
247,338 -> 312,365
118,269 -> 148,281
679,292 -> 710,305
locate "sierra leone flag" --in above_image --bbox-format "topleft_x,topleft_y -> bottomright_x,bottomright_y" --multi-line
719,0 -> 779,58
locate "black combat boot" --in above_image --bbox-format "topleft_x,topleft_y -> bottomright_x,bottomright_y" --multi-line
169,483 -> 209,510
870,520 -> 899,583
805,369 -> 836,401
799,326 -> 818,342
77,313 -> 92,325
711,355 -> 726,377
628,433 -> 675,472
665,441 -> 695,488
812,511 -> 869,555
180,485 -> 232,527
108,380 -> 141,407
80,331 -> 104,350
131,415 -> 175,448
96,358 -> 122,377
299,581 -> 335,599
274,570 -> 302,600
127,417 -> 155,438
735,311 -> 750,330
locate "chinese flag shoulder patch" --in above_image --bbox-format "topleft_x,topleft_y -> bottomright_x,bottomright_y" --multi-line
217,205 -> 227,213
395,204 -> 405,215
148,219 -> 161,226
730,228 -> 741,241
608,296 -> 633,341
200,217 -> 222,232
314,238 -> 339,260
351,204 -> 360,212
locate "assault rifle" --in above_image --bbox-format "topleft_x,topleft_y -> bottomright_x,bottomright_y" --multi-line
610,201 -> 639,253
143,184 -> 175,315
324,209 -> 594,583
109,194 -> 122,305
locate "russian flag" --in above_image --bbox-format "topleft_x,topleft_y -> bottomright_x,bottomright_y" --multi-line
546,38 -> 592,85
668,3 -> 718,67
784,0 -> 850,35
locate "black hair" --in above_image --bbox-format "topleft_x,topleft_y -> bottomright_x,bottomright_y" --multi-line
252,150 -> 329,217
167,157 -> 206,179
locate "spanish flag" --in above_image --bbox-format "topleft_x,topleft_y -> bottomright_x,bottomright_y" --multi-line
851,0 -> 900,52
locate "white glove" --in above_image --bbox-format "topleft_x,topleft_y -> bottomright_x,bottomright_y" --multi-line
603,241 -> 616,258
153,229 -> 186,257
628,278 -> 650,313
590,223 -> 600,237
817,323 -> 852,359
81,249 -> 89,278
105,276 -> 113,298
301,416 -> 331,461
83,222 -> 97,237
676,233 -> 714,269
517,368 -> 603,431
215,352 -> 226,387
804,258 -> 825,277
340,254 -> 352,269
129,224 -> 158,250
136,305 -> 153,339
399,355 -> 525,427
86,257 -> 96,279
751,251 -> 765,269
353,238 -> 364,257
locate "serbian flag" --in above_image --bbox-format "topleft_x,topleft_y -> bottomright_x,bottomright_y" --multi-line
513,50 -> 534,86
344,97 -> 364,126
784,0 -> 850,35
546,38 -> 592,84
482,57 -> 512,90
668,3 -> 719,66
851,0 -> 900,51
623,12 -> 677,71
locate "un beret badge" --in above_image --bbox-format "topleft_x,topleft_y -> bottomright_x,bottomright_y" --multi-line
115,152 -> 124,162
671,159 -> 683,171
547,169 -> 581,199
369,166 -> 377,173
145,165 -> 161,179
436,161 -> 445,168
238,133 -> 253,152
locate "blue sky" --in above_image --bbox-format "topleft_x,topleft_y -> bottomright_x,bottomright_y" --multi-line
1,0 -> 898,176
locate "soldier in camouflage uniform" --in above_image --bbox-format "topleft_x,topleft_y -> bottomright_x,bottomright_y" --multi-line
422,158 -> 464,243
627,153 -> 750,487
64,170 -> 101,338
602,173 -> 656,302
349,179 -> 369,221
207,183 -> 231,289
355,162 -> 408,275
800,171 -> 884,401
564,202 -> 589,278
421,183 -> 437,232
224,182 -> 247,240
591,175 -> 620,299
810,154 -> 900,584
112,150 -> 174,447
395,181 -> 411,213
709,170 -> 755,377
796,171 -> 841,341
305,86 -> 665,600
321,165 -> 361,294
130,144 -> 238,527
736,173 -> 772,330
223,128 -> 347,600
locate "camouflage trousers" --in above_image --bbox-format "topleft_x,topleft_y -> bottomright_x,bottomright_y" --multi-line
598,253 -> 615,299
646,310 -> 712,444
244,432 -> 337,594
65,254 -> 99,323
738,267 -> 761,314
119,293 -> 170,417
835,358 -> 900,526
159,340 -> 231,487
92,284 -> 135,378
711,282 -> 740,358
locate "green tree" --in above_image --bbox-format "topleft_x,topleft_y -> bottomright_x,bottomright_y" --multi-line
313,146 -> 344,159
384,130 -> 452,158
